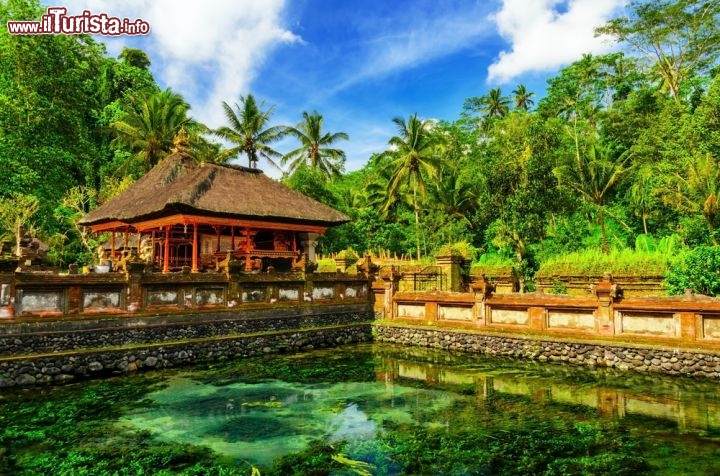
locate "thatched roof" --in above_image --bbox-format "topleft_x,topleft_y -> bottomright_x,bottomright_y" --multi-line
80,151 -> 349,228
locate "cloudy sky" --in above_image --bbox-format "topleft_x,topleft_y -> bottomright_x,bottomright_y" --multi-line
59,0 -> 625,174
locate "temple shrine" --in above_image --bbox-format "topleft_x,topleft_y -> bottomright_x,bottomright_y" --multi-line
79,131 -> 349,273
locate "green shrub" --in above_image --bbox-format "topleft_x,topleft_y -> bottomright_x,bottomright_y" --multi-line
550,280 -> 568,294
666,246 -> 720,296
437,241 -> 479,261
316,258 -> 337,272
335,247 -> 359,260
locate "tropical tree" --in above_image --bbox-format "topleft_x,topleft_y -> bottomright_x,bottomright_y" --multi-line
596,0 -> 720,106
0,193 -> 39,257
213,94 -> 288,170
554,141 -> 632,253
110,88 -> 192,174
661,153 -> 720,245
382,114 -> 445,260
512,84 -> 535,111
463,88 -> 511,130
626,165 -> 659,234
282,110 -> 349,177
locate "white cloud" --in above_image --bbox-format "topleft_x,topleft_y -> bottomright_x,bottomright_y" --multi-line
329,4 -> 495,94
60,0 -> 300,127
487,0 -> 624,84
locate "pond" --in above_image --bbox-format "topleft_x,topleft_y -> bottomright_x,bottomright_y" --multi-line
2,343 -> 720,475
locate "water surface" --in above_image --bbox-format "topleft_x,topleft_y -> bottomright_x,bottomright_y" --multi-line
2,343 -> 720,475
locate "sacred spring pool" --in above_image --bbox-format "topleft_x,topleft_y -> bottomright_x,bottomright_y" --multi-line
2,343 -> 720,475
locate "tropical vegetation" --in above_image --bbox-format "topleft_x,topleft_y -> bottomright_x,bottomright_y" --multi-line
1,0 -> 720,293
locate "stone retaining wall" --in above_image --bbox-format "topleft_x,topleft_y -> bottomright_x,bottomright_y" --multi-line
0,303 -> 372,388
0,304 -> 370,356
374,324 -> 720,380
0,325 -> 372,388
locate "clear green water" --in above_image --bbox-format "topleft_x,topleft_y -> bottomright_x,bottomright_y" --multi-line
3,343 -> 720,475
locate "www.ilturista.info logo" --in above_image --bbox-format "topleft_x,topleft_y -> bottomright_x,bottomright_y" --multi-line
7,7 -> 150,36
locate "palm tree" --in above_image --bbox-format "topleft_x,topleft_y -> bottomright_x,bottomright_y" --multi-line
483,88 -> 511,118
512,84 -> 535,111
626,165 -> 658,235
662,154 -> 720,245
382,114 -> 445,260
282,110 -> 349,177
213,95 -> 288,170
111,88 -> 191,173
554,141 -> 631,253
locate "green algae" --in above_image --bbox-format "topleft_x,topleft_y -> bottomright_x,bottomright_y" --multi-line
2,344 -> 720,475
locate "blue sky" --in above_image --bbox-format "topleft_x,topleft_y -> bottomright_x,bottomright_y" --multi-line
58,0 -> 626,174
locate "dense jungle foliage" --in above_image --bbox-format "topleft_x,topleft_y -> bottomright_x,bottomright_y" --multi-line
1,0 -> 719,291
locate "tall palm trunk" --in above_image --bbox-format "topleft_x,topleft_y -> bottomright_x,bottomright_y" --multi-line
599,208 -> 609,254
413,178 -> 421,261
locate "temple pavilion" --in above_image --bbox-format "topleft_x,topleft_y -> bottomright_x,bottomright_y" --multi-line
79,133 -> 349,273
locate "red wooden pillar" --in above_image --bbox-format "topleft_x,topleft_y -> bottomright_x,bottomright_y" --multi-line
192,223 -> 198,272
151,230 -> 155,265
244,228 -> 253,271
163,225 -> 170,273
111,232 -> 116,260
124,230 -> 129,251
230,226 -> 235,251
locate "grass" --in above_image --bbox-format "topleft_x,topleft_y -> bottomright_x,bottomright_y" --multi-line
470,253 -> 516,277
536,248 -> 673,278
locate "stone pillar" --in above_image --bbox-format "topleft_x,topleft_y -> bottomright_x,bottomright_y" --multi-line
299,232 -> 319,264
226,254 -> 243,306
595,273 -> 619,336
471,274 -> 494,327
125,258 -> 146,312
435,254 -> 464,292
371,279 -> 386,319
678,312 -> 698,342
0,266 -> 15,318
381,267 -> 401,320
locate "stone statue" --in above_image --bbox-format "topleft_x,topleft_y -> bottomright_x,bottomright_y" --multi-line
97,246 -> 107,263
139,238 -> 153,263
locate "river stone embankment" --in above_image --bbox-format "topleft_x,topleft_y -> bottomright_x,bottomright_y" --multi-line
0,304 -> 372,388
374,324 -> 720,379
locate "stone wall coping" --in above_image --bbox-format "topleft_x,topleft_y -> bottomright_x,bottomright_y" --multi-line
0,322 -> 371,364
614,297 -> 720,313
0,303 -> 371,336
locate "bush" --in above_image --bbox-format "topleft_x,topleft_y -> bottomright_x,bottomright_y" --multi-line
666,246 -> 720,296
437,241 -> 479,261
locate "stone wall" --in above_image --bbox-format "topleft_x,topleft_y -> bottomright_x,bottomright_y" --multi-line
374,324 -> 720,379
0,303 -> 372,388
0,325 -> 372,388
0,304 -> 370,356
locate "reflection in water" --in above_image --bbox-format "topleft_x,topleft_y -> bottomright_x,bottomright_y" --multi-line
386,356 -> 720,434
114,343 -> 720,474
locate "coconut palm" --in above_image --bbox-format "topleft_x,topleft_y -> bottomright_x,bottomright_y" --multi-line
383,114 -> 446,260
554,142 -> 631,253
282,110 -> 349,177
483,88 -> 511,118
213,95 -> 288,170
626,165 -> 659,235
662,154 -> 720,245
111,88 -> 192,173
512,84 -> 535,111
